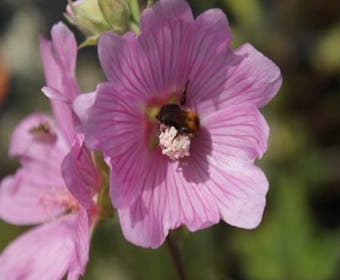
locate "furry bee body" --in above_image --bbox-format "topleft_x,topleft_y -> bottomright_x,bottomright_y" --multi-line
156,81 -> 200,135
156,104 -> 200,135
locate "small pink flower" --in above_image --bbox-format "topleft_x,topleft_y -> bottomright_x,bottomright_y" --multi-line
75,0 -> 282,248
0,23 -> 100,279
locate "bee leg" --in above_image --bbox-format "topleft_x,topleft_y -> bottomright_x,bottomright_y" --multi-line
180,80 -> 190,106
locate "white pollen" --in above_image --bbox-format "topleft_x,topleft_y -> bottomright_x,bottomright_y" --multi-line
159,126 -> 191,160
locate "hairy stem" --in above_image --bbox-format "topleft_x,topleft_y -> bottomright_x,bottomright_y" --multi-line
166,234 -> 186,280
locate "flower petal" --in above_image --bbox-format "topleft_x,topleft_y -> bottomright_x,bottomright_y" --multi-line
40,22 -> 80,144
117,158 -> 170,249
118,166 -> 265,248
98,32 -> 129,83
67,209 -> 91,280
61,134 -> 101,210
72,92 -> 97,128
183,117 -> 269,229
193,43 -> 282,115
0,161 -> 67,225
118,158 -> 220,248
77,83 -> 150,207
0,214 -> 83,279
39,36 -> 60,94
50,22 -> 77,77
223,43 -> 282,108
99,21 -> 189,101
213,162 -> 268,229
40,22 -> 78,98
98,32 -> 132,83
140,0 -> 193,32
0,114 -> 71,225
118,153 -> 267,248
202,104 -> 269,161
194,8 -> 231,44
41,86 -> 72,104
118,148 -> 268,248
179,10 -> 232,113
76,83 -> 124,150
9,113 -> 67,163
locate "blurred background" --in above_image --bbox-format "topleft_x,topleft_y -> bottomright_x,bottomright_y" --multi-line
0,0 -> 339,279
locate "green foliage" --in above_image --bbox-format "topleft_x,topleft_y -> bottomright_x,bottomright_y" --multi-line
234,177 -> 339,280
311,24 -> 340,72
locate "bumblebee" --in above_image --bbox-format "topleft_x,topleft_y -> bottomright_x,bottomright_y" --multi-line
156,81 -> 200,136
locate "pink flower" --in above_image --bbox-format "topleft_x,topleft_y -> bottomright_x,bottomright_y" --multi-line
75,0 -> 282,248
0,23 -> 100,279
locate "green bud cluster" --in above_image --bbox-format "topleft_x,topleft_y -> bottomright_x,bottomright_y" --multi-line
65,0 -> 141,47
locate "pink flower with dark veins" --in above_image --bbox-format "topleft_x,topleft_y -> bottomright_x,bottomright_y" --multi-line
0,23 -> 100,279
75,0 -> 282,248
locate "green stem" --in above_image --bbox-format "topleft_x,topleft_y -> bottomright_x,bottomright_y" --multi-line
166,234 -> 186,280
94,151 -> 115,219
129,20 -> 140,34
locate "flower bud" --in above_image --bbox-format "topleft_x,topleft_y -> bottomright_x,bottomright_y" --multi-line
66,0 -> 132,46
98,0 -> 130,34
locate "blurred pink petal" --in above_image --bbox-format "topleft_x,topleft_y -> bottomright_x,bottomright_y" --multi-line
72,92 -> 97,126
9,113 -> 67,163
0,168 -> 65,225
41,86 -> 72,104
40,22 -> 80,144
0,113 -> 95,275
0,113 -> 69,225
68,208 -> 91,280
50,22 -> 77,76
0,21 -> 100,278
0,215 -> 80,279
39,22 -> 101,213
